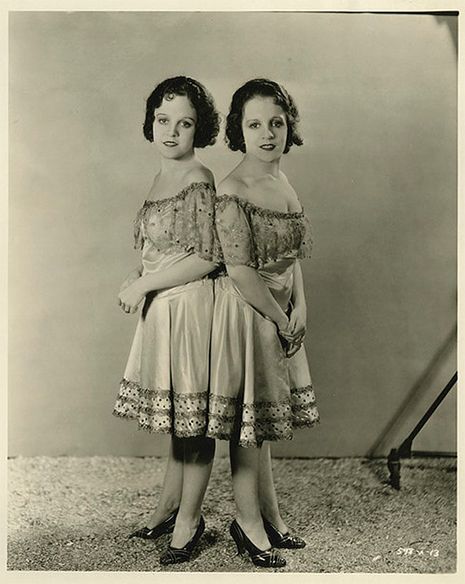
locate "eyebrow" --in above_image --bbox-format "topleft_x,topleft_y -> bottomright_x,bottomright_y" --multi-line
155,113 -> 196,122
245,115 -> 284,122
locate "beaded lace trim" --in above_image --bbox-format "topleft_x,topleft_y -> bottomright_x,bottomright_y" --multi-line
216,194 -> 305,219
214,193 -> 313,269
113,378 -> 319,446
143,181 -> 215,208
133,182 -> 219,261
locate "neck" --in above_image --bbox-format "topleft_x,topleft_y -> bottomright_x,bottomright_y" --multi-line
159,150 -> 196,173
242,154 -> 281,178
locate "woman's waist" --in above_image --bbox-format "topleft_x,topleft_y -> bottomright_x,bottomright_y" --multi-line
214,273 -> 292,310
145,277 -> 213,301
141,246 -> 192,271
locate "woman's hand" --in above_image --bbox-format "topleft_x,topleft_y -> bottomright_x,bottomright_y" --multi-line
278,304 -> 307,358
119,267 -> 142,293
118,279 -> 146,314
288,303 -> 307,343
285,340 -> 303,358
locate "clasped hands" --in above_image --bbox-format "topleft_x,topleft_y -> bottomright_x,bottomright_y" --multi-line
278,304 -> 307,358
118,273 -> 307,360
118,270 -> 145,314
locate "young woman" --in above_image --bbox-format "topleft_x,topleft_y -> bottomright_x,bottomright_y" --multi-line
113,76 -> 220,565
209,79 -> 320,568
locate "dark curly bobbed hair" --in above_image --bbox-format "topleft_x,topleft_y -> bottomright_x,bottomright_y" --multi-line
225,78 -> 303,154
143,76 -> 220,148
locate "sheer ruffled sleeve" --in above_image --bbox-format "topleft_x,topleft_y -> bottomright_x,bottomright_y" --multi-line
215,195 -> 257,267
133,182 -> 219,262
171,182 -> 218,261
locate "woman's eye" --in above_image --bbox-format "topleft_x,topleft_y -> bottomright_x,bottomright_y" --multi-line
181,121 -> 193,128
272,120 -> 284,127
249,122 -> 260,129
157,118 -> 168,125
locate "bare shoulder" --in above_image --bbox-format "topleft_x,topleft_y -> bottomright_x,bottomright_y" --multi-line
279,171 -> 301,208
185,164 -> 215,187
279,170 -> 290,185
217,173 -> 248,197
279,170 -> 296,194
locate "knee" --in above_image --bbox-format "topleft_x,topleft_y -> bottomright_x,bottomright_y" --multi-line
184,437 -> 215,464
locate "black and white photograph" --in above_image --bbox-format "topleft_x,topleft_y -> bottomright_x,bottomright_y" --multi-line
4,0 -> 460,579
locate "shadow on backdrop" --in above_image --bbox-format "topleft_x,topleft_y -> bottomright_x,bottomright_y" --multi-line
367,323 -> 457,458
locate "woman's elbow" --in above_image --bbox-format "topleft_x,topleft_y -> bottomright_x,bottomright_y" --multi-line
197,259 -> 218,276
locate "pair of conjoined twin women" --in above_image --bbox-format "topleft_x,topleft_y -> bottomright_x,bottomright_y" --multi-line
113,75 -> 319,569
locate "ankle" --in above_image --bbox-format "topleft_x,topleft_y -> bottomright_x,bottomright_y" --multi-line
233,517 -> 271,551
261,510 -> 288,533
236,513 -> 261,531
159,500 -> 180,517
175,511 -> 202,529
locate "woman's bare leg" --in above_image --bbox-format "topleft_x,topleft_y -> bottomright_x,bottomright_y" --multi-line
170,436 -> 215,548
229,442 -> 271,550
146,436 -> 183,528
258,442 -> 288,533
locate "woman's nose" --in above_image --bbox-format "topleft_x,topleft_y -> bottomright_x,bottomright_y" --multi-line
264,125 -> 275,138
168,124 -> 179,137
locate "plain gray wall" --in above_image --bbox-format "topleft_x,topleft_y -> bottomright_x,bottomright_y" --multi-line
9,12 -> 457,457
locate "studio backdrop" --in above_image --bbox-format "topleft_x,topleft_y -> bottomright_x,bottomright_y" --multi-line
9,11 -> 457,457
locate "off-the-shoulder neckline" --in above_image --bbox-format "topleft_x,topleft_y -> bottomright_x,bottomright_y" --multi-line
216,193 -> 304,218
144,181 -> 214,206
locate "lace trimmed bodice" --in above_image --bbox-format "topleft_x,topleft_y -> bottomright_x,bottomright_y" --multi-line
133,182 -> 218,264
214,194 -> 313,269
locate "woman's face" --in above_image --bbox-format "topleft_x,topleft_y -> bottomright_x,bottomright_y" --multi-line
241,96 -> 288,162
153,94 -> 197,159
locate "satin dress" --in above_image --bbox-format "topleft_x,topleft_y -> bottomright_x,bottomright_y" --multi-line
113,182 -> 218,437
207,195 -> 320,447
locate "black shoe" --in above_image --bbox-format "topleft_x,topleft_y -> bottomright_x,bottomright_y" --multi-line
128,508 -> 178,540
159,516 -> 205,565
262,517 -> 306,549
229,520 -> 286,568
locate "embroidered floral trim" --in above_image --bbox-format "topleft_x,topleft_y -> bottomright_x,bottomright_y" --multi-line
113,379 -> 319,446
132,182 -> 219,263
216,194 -> 305,219
144,181 -> 215,207
215,194 -> 313,268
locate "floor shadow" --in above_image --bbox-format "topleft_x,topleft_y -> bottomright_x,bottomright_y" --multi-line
360,457 -> 392,487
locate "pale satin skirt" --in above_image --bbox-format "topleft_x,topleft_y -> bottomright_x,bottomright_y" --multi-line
208,275 -> 320,447
113,278 -> 214,436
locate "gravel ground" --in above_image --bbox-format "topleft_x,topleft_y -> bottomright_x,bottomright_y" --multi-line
7,455 -> 456,573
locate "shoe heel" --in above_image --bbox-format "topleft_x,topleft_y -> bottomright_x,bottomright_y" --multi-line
229,521 -> 245,555
229,519 -> 286,568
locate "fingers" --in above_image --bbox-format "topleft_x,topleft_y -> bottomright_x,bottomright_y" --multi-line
286,341 -> 302,358
288,315 -> 297,333
280,329 -> 305,344
281,329 -> 307,357
118,298 -> 135,314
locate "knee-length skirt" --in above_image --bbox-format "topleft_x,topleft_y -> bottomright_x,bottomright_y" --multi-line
207,276 -> 320,447
113,278 -> 215,437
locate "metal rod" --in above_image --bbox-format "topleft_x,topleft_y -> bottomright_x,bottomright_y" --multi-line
397,372 -> 457,458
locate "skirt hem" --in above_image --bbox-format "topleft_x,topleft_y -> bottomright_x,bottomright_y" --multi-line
113,407 -> 320,447
113,376 -> 320,447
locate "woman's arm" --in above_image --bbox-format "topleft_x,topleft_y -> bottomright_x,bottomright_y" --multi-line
291,261 -> 307,316
226,264 -> 291,334
139,255 -> 216,293
287,261 -> 307,351
119,264 -> 143,292
118,255 -> 216,313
